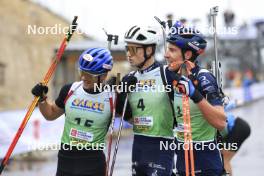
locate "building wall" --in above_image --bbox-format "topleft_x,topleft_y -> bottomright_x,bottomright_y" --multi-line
0,0 -> 85,111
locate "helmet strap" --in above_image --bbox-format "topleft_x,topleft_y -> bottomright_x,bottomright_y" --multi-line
137,45 -> 156,69
97,76 -> 100,86
181,49 -> 186,61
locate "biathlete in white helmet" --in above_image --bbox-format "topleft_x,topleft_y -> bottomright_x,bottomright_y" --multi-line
116,25 -> 177,176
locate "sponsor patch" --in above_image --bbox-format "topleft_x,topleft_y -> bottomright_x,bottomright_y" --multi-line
102,63 -> 112,70
83,54 -> 94,62
71,98 -> 104,112
134,116 -> 153,128
70,128 -> 93,142
138,79 -> 156,87
174,123 -> 189,138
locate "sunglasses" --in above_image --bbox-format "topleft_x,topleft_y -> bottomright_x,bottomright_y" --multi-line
78,70 -> 106,78
125,46 -> 143,56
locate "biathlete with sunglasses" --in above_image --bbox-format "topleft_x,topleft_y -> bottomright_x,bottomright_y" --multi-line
31,48 -> 113,176
164,21 -> 226,176
116,25 -> 177,176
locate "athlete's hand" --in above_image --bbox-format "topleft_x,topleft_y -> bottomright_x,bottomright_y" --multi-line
106,76 -> 117,86
173,75 -> 203,103
168,60 -> 195,72
31,83 -> 48,102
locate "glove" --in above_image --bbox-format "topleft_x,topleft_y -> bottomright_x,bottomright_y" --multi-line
121,75 -> 138,93
173,75 -> 203,103
106,76 -> 118,92
31,83 -> 48,102
188,74 -> 199,87
106,76 -> 117,86
226,113 -> 236,133
224,100 -> 236,112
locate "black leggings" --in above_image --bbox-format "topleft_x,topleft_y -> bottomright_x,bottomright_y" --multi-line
225,117 -> 251,151
56,149 -> 106,176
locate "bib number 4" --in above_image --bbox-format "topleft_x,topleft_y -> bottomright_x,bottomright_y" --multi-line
137,98 -> 145,111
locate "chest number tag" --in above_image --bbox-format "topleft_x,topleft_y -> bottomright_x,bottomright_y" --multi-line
137,98 -> 145,111
74,117 -> 94,127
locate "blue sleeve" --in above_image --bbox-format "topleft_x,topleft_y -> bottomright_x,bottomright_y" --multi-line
197,72 -> 223,106
226,113 -> 236,133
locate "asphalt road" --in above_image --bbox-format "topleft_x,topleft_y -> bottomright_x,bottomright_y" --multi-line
2,99 -> 264,176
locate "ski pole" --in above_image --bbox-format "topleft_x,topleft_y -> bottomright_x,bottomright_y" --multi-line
182,94 -> 195,176
106,73 -> 120,176
103,28 -> 119,51
182,94 -> 190,176
102,28 -> 120,176
0,16 -> 78,175
210,6 -> 221,87
109,93 -> 129,176
109,71 -> 137,176
175,64 -> 195,176
154,16 -> 167,53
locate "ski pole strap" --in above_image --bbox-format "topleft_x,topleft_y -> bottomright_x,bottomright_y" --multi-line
160,65 -> 177,127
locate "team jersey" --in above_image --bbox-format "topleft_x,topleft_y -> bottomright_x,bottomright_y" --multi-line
168,65 -> 224,142
56,81 -> 113,149
126,63 -> 174,139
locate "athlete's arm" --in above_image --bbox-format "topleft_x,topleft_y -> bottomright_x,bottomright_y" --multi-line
196,100 -> 226,130
32,83 -> 72,121
173,72 -> 226,130
116,86 -> 133,121
196,72 -> 226,130
116,74 -> 136,121
38,100 -> 64,121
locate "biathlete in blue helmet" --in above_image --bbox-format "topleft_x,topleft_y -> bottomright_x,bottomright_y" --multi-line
32,48 -> 114,176
165,21 -> 227,176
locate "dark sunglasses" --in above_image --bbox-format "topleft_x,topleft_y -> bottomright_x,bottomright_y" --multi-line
125,46 -> 143,56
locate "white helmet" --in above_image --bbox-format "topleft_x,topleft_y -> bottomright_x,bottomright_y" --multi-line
124,25 -> 159,45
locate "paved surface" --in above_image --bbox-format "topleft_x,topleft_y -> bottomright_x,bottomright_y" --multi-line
2,100 -> 264,176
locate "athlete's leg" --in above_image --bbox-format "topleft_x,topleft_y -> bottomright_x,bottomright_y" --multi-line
222,150 -> 235,176
222,117 -> 251,176
132,135 -> 174,176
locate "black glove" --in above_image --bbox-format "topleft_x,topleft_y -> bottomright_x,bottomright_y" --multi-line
31,83 -> 48,102
171,74 -> 203,103
106,76 -> 117,86
121,75 -> 138,93
188,74 -> 199,87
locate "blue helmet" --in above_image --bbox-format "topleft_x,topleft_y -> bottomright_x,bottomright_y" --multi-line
167,21 -> 207,56
78,48 -> 113,75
